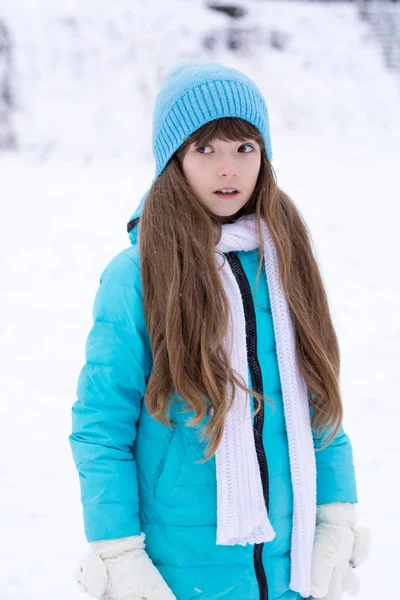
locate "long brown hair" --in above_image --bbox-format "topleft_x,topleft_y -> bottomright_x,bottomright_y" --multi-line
138,117 -> 342,462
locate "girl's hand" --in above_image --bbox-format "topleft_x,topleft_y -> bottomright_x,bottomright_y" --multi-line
75,533 -> 177,600
310,503 -> 371,600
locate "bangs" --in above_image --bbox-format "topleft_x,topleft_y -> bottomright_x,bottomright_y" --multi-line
185,117 -> 263,149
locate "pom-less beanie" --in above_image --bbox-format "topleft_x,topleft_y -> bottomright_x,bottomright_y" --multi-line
128,62 -> 272,230
152,62 -> 272,176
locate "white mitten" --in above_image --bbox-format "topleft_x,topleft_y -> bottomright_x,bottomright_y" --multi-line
310,502 -> 371,600
75,533 -> 177,600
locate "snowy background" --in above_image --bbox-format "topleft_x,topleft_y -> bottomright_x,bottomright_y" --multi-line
1,0 -> 399,598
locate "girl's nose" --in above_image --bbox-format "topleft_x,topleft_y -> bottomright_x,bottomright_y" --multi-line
218,162 -> 238,178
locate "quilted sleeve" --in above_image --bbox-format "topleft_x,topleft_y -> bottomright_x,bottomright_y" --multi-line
311,406 -> 359,506
69,249 -> 152,542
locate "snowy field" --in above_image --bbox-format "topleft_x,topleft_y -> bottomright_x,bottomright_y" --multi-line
1,1 -> 400,599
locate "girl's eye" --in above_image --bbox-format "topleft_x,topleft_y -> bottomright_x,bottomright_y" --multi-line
239,144 -> 254,153
196,143 -> 254,154
196,145 -> 212,154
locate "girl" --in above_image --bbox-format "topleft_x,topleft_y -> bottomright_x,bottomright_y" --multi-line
69,63 -> 371,600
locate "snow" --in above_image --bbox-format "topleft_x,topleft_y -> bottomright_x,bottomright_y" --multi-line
1,0 -> 399,598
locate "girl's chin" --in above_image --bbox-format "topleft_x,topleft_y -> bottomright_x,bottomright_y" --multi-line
215,204 -> 245,214
212,209 -> 245,223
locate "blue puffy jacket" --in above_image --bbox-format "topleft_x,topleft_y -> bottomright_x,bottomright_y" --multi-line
70,216 -> 358,600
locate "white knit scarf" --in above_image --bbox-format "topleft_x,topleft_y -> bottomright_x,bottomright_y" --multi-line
214,212 -> 317,598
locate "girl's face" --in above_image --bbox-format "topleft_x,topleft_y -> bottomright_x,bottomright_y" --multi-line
181,138 -> 261,218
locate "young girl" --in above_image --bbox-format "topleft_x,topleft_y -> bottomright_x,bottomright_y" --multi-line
69,63 -> 371,600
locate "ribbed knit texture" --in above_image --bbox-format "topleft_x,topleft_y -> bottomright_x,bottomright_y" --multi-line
152,62 -> 272,176
215,213 -> 317,598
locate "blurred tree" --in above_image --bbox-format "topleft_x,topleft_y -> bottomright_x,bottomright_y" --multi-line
0,20 -> 16,150
207,3 -> 247,19
357,0 -> 400,72
204,1 -> 251,52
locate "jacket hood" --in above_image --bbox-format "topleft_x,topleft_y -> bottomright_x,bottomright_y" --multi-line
126,191 -> 145,246
127,169 -> 161,245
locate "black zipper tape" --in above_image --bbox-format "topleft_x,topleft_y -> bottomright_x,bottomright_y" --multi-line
225,251 -> 270,600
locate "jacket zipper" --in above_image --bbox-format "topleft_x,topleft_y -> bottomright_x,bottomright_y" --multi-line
225,251 -> 269,600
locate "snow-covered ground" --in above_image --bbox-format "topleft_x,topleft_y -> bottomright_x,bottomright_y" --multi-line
1,1 -> 399,598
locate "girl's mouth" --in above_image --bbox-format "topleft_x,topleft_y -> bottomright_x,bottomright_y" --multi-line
214,190 -> 240,199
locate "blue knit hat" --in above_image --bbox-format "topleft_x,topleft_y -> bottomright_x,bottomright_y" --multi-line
128,62 -> 272,237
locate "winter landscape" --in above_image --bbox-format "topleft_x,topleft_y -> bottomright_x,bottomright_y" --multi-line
1,1 -> 399,598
